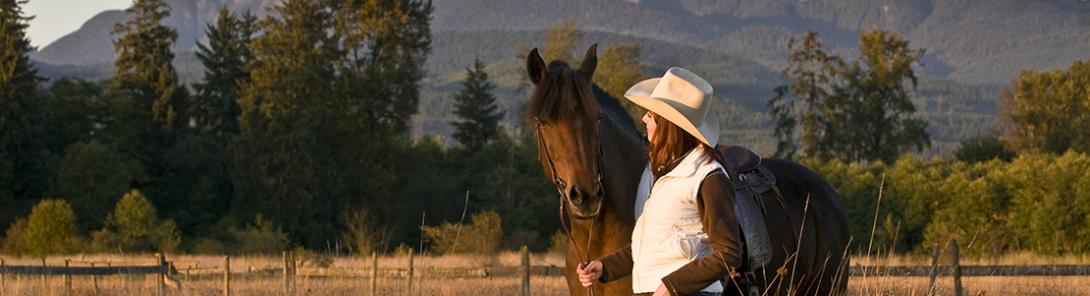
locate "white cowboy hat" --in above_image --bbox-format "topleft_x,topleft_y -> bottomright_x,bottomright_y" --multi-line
624,67 -> 719,146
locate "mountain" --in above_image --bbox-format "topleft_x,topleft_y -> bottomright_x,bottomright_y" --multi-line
33,0 -> 1090,85
31,0 -> 277,66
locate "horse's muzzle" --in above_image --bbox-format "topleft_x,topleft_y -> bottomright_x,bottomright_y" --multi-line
565,185 -> 604,219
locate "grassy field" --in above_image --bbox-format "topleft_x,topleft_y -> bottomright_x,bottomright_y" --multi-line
1,252 -> 1088,295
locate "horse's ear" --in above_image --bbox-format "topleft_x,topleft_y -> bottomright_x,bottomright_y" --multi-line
578,43 -> 598,79
527,48 -> 546,85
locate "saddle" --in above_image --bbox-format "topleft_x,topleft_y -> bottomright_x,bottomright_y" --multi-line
716,145 -> 774,272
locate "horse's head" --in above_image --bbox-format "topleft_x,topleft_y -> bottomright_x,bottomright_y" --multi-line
526,44 -> 604,220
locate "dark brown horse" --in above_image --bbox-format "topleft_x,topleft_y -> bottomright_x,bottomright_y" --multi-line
526,45 -> 850,296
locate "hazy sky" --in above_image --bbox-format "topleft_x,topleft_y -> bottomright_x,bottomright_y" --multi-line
25,0 -> 132,48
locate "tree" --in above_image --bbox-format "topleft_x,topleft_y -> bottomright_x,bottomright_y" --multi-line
24,199 -> 81,257
955,135 -> 1015,163
0,0 -> 48,229
109,0 -> 186,224
111,0 -> 181,130
231,0 -> 343,248
192,6 -> 257,144
1000,60 -> 1090,154
95,189 -> 180,252
452,58 -> 503,150
543,19 -> 581,64
53,141 -> 141,231
41,79 -> 109,154
841,29 -> 930,162
231,0 -> 433,247
596,43 -> 646,121
769,31 -> 842,159
769,29 -> 930,162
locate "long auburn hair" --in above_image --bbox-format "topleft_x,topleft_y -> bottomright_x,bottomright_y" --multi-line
648,112 -> 726,177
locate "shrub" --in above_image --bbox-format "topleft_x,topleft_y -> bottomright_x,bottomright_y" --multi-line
24,199 -> 82,257
229,215 -> 289,255
1,218 -> 28,255
422,210 -> 502,255
548,231 -> 569,256
94,189 -> 181,252
340,207 -> 388,255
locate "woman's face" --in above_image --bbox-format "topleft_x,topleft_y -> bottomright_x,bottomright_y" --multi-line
642,111 -> 657,143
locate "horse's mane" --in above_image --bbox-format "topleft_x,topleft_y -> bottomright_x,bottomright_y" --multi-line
526,60 -> 640,141
526,61 -> 600,122
590,84 -> 640,136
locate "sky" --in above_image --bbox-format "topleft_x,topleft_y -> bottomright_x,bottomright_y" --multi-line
25,0 -> 132,48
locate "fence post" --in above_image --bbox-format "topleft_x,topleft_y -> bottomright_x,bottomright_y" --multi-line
2,257 -> 6,289
952,239 -> 963,296
370,252 -> 378,296
521,246 -> 531,296
407,248 -> 415,296
223,256 -> 231,296
64,259 -> 72,295
41,258 -> 46,284
927,246 -> 939,296
156,253 -> 165,296
91,262 -> 99,296
283,251 -> 290,291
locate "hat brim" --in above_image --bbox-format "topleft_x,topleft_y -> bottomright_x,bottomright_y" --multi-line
625,78 -> 719,147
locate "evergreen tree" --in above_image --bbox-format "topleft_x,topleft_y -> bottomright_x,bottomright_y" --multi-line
111,0 -> 180,130
0,0 -> 47,229
232,0 -> 341,248
451,58 -> 503,150
193,6 -> 257,144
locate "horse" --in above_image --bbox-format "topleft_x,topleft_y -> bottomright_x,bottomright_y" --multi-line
526,44 -> 850,296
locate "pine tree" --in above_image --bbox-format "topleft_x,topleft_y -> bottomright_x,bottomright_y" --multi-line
232,0 -> 340,247
0,0 -> 47,228
231,0 -> 434,248
193,6 -> 257,144
452,58 -> 503,150
111,0 -> 180,130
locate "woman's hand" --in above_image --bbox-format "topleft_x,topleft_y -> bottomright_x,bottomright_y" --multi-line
577,260 -> 603,287
652,283 -> 671,296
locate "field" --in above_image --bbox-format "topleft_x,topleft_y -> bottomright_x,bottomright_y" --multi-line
2,252 -> 1089,295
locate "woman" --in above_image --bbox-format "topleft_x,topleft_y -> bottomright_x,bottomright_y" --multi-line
577,67 -> 743,296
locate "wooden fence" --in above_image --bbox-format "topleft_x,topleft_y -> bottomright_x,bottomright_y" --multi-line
2,242 -> 1089,296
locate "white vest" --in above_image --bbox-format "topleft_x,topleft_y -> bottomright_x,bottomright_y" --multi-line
631,146 -> 725,293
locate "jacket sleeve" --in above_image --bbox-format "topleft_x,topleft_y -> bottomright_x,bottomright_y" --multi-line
661,170 -> 743,295
597,243 -> 633,283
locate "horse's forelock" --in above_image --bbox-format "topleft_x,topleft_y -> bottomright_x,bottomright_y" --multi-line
527,61 -> 600,122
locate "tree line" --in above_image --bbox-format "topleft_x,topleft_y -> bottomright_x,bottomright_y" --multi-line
2,0 -> 1089,259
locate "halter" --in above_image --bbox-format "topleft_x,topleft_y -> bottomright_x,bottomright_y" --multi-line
534,113 -> 606,295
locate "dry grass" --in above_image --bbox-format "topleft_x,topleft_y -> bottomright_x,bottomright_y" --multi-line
2,253 -> 1088,295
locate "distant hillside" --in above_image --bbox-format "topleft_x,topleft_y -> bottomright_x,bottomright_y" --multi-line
31,0 -> 276,66
30,0 -> 1090,85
